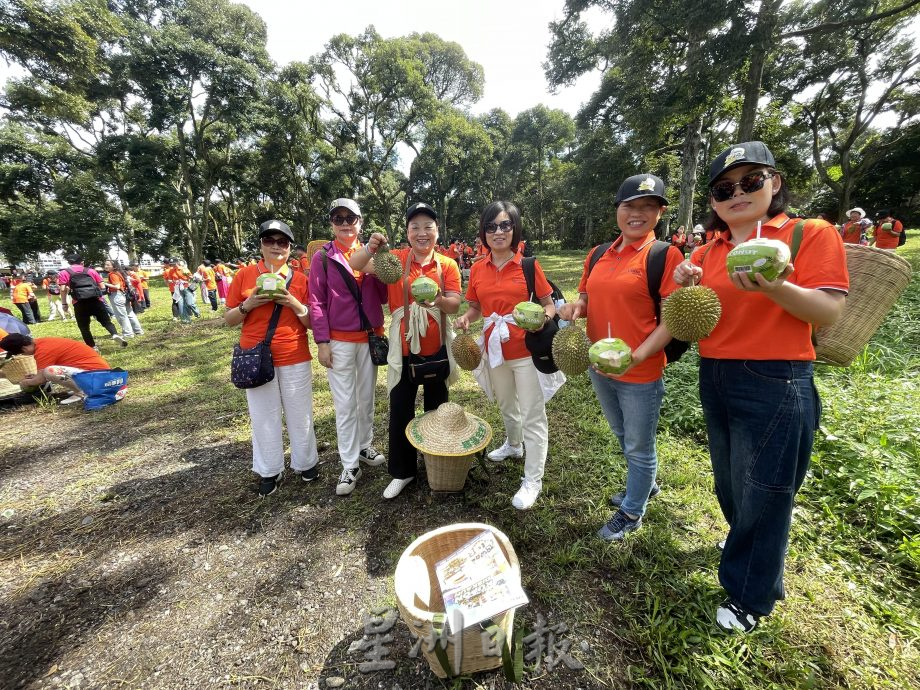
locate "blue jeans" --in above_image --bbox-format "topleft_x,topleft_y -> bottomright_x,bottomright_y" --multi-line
699,358 -> 820,616
176,288 -> 200,322
589,370 -> 665,518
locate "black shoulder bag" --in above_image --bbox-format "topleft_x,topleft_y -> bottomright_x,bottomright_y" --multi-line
402,256 -> 450,385
521,257 -> 560,374
229,271 -> 294,389
322,248 -> 389,366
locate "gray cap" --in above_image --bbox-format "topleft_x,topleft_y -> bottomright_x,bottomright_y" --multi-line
329,198 -> 361,217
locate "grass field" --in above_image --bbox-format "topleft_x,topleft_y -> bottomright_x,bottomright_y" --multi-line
0,239 -> 918,689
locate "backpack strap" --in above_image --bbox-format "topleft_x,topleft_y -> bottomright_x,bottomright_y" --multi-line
789,220 -> 806,262
522,256 -> 537,302
645,240 -> 671,323
586,242 -> 613,279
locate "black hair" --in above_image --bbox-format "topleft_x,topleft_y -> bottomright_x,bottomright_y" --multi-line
106,259 -> 130,285
65,253 -> 83,265
878,209 -> 891,217
0,333 -> 32,355
704,168 -> 790,233
203,259 -> 211,267
479,201 -> 523,253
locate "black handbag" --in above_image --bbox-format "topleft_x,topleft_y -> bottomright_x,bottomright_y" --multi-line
401,255 -> 450,386
230,272 -> 293,389
323,249 -> 389,366
520,257 -> 560,373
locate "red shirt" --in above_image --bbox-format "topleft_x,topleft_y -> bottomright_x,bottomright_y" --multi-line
466,253 -> 551,362
874,220 -> 903,250
692,214 -> 849,360
577,234 -> 683,383
226,262 -> 312,366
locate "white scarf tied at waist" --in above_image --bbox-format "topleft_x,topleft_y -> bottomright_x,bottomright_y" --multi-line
386,303 -> 458,394
479,312 -> 516,369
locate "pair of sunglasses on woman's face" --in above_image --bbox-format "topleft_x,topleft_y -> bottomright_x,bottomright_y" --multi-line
484,220 -> 515,234
710,171 -> 775,202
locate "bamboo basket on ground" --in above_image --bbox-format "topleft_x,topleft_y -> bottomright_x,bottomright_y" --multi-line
394,523 -> 519,678
815,244 -> 912,366
0,355 -> 37,385
405,402 -> 492,493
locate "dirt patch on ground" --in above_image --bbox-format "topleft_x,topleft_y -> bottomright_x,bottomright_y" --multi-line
0,390 -> 613,690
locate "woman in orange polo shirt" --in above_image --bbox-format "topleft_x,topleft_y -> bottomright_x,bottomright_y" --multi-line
350,202 -> 462,500
11,278 -> 37,325
225,220 -> 319,497
103,260 -> 143,338
674,141 -> 848,633
453,201 -> 556,511
559,174 -> 684,540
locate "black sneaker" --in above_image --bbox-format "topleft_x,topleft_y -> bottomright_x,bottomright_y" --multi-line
597,509 -> 642,541
610,482 -> 661,508
715,598 -> 760,633
258,472 -> 284,497
358,446 -> 386,466
300,466 -> 319,482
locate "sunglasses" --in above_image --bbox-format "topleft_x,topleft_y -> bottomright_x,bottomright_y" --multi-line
261,236 -> 291,248
484,220 -> 515,234
331,214 -> 360,226
710,171 -> 775,202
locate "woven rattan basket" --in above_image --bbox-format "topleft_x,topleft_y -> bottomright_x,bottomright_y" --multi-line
423,452 -> 478,492
394,523 -> 519,678
815,244 -> 912,366
0,355 -> 37,385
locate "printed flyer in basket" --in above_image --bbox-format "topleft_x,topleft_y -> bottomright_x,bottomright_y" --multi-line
435,531 -> 529,632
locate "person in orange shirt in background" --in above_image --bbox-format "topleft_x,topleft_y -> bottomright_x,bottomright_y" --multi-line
560,174 -> 683,541
11,277 -> 37,325
225,220 -> 319,497
1,334 -> 111,405
674,141 -> 848,633
214,260 -> 232,305
127,264 -> 149,310
454,201 -> 556,511
840,207 -> 871,245
43,271 -> 69,321
871,209 -> 904,250
199,260 -> 219,311
350,202 -> 462,501
103,260 -> 143,338
671,225 -> 687,253
161,258 -> 182,321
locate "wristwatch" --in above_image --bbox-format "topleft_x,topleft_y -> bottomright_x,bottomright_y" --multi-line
238,303 -> 250,315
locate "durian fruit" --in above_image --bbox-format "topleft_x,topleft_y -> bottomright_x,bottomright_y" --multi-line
373,246 -> 403,284
660,285 -> 722,342
451,333 -> 482,371
551,324 -> 592,376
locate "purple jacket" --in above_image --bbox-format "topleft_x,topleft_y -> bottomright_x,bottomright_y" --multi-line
309,242 -> 387,343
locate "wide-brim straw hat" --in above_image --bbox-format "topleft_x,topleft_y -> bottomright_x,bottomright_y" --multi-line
406,402 -> 492,457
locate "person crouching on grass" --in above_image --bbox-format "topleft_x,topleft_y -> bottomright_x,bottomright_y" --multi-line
673,141 -> 848,633
0,333 -> 111,405
558,174 -> 684,541
224,220 -> 320,498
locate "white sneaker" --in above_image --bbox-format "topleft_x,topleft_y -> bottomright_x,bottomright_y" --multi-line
112,334 -> 128,347
383,477 -> 414,499
61,394 -> 84,405
511,477 -> 542,510
487,439 -> 524,462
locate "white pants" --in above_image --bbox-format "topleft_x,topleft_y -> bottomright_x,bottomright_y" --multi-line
326,339 -> 377,470
245,361 -> 319,477
489,356 -> 549,482
47,296 -> 66,320
109,292 -> 142,336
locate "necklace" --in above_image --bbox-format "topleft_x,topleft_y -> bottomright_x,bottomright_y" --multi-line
492,253 -> 514,270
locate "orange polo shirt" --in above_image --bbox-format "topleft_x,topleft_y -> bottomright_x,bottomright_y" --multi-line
34,337 -> 110,371
201,267 -> 217,290
466,253 -> 552,362
387,248 -> 461,356
874,220 -> 903,250
840,221 -> 863,244
107,272 -> 126,294
12,283 -> 34,303
226,262 -> 312,366
692,214 -> 849,360
136,269 -> 149,288
578,234 -> 684,383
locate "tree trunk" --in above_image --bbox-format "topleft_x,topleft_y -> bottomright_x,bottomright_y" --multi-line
677,117 -> 704,233
737,0 -> 783,140
584,214 -> 593,249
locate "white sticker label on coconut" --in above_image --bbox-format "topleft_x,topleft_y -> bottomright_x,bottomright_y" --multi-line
263,279 -> 277,291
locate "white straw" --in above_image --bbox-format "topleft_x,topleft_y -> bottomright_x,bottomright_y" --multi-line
608,322 -> 612,339
756,220 -> 762,239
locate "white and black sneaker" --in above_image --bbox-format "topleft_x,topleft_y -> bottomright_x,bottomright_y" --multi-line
597,509 -> 642,541
112,334 -> 128,347
359,446 -> 386,466
300,466 -> 319,482
715,598 -> 760,633
258,472 -> 284,497
335,467 -> 362,496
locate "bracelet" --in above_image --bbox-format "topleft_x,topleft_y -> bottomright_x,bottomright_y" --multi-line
238,303 -> 250,315
296,306 -> 309,318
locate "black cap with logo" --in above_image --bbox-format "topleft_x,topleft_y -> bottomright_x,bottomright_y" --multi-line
258,219 -> 294,243
406,202 -> 438,222
614,174 -> 669,206
708,141 -> 776,185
